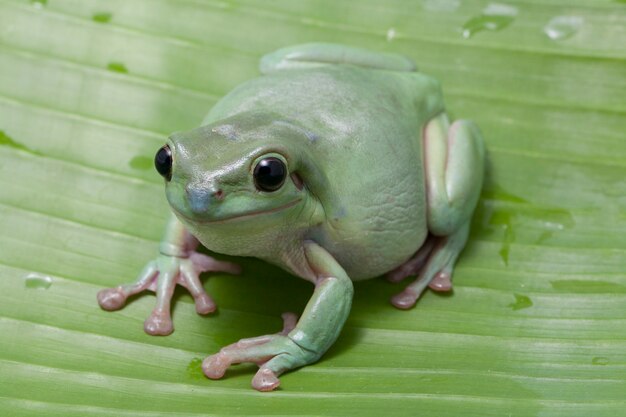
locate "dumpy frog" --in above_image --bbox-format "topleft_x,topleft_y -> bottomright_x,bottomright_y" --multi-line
98,43 -> 484,391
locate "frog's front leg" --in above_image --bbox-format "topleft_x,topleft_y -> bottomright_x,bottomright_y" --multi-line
97,215 -> 241,335
391,113 -> 484,308
203,241 -> 354,391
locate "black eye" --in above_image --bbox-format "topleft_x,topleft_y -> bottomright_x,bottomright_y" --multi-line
253,157 -> 286,192
155,145 -> 172,181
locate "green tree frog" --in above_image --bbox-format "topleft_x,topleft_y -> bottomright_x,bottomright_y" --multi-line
97,43 -> 484,391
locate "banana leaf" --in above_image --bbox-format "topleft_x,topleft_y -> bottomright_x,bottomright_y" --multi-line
0,0 -> 624,415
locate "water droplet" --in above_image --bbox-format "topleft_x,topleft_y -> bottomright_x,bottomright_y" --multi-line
186,357 -> 204,379
92,12 -> 113,24
508,293 -> 532,311
386,27 -> 397,42
24,273 -> 53,290
462,3 -> 518,39
107,62 -> 128,74
129,155 -> 153,171
544,16 -> 583,41
423,0 -> 460,13
592,357 -> 609,365
31,0 -> 46,9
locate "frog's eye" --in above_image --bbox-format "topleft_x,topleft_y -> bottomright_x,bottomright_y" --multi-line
155,145 -> 172,181
253,157 -> 286,192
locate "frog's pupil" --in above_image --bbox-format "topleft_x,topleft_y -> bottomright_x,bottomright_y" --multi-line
254,157 -> 286,192
155,145 -> 172,181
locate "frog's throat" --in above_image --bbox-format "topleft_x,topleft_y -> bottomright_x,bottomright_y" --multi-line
176,198 -> 302,225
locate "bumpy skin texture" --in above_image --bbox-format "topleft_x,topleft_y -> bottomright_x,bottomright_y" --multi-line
97,43 -> 484,391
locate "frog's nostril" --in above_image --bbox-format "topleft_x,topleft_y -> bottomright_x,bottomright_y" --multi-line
185,184 -> 223,213
155,145 -> 172,181
186,187 -> 212,213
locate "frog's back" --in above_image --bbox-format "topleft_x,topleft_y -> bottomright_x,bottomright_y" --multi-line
206,64 -> 445,280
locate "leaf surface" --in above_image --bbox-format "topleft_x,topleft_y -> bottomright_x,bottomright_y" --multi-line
0,0 -> 625,416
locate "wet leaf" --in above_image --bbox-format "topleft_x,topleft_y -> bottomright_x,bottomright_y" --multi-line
0,0 -> 625,416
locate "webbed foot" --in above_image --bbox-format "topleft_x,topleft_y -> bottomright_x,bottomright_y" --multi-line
203,312 -> 309,391
390,223 -> 469,309
97,251 -> 240,336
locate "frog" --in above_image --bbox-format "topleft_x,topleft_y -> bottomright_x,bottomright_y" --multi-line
97,43 -> 485,391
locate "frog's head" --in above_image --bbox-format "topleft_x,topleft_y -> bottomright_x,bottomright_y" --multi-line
154,112 -> 325,252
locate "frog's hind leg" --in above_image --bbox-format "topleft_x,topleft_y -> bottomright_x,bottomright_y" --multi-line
391,113 -> 484,309
391,224 -> 469,308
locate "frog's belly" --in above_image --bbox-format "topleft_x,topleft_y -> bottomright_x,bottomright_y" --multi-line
313,185 -> 428,281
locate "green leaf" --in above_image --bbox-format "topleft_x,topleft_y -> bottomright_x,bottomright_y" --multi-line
1,0 -> 625,415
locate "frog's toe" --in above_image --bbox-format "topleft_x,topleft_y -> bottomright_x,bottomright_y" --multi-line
429,271 -> 452,292
202,353 -> 231,379
193,293 -> 216,315
391,287 -> 421,309
144,311 -> 174,336
97,287 -> 127,311
252,368 -> 281,391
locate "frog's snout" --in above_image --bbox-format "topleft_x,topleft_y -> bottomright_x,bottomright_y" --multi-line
186,184 -> 224,214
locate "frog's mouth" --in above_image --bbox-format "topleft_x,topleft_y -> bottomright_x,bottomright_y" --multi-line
176,198 -> 302,225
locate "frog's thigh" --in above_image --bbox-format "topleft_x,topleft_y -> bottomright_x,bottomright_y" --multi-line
424,113 -> 485,236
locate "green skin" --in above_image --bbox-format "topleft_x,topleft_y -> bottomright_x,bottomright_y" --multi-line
97,43 -> 484,391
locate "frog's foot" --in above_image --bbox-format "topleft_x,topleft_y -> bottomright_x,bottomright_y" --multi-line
391,223 -> 469,309
203,312 -> 310,392
97,252 -> 241,336
205,243 -> 353,392
386,236 -> 436,283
